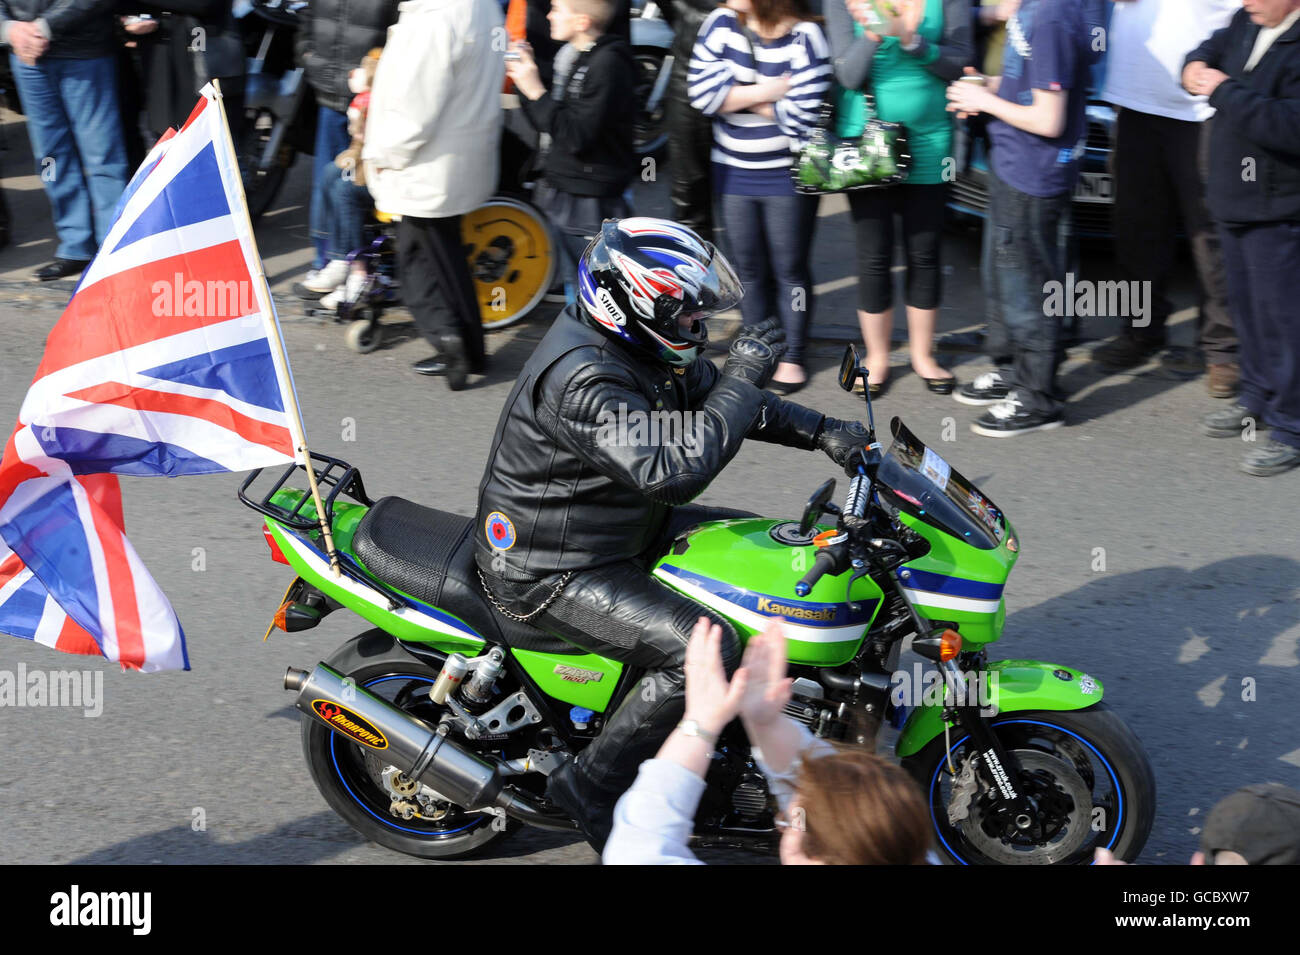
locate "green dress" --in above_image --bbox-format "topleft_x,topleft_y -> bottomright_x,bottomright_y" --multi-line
836,0 -> 952,186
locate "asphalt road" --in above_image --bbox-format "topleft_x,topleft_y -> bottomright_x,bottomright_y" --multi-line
1,111 -> 1298,866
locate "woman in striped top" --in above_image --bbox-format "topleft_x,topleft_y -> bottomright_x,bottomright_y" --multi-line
689,0 -> 832,394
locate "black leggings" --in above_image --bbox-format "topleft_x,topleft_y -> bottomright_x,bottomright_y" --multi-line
849,182 -> 948,313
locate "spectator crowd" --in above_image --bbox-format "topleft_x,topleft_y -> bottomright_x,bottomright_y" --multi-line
3,0 -> 1296,471
1,0 -> 1298,863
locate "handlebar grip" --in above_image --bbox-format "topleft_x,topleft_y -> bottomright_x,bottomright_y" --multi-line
794,546 -> 841,597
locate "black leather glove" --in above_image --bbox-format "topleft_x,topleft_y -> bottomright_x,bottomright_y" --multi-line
721,317 -> 786,388
815,417 -> 872,469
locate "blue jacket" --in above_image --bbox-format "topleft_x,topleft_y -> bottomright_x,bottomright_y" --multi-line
1188,9 -> 1300,226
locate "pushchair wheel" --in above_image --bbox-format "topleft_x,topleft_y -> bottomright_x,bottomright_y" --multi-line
346,318 -> 383,354
462,197 -> 556,331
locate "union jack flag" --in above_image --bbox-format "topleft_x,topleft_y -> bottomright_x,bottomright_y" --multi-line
0,85 -> 305,672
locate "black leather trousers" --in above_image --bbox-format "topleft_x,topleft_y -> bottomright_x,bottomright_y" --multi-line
481,504 -> 751,845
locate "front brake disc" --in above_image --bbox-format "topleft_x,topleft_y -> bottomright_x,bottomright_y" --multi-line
959,749 -> 1093,865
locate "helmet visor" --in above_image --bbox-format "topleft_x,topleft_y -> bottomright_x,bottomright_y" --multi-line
695,244 -> 744,315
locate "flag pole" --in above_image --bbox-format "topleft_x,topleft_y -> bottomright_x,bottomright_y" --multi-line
210,80 -> 342,577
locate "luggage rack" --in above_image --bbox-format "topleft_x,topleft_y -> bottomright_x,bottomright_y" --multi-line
238,451 -> 373,533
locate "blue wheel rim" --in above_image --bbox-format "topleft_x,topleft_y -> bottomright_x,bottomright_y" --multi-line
328,674 -> 487,837
927,718 -> 1124,865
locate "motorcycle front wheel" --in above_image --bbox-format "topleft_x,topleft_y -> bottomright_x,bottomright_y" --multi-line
901,703 -> 1156,865
301,630 -> 519,860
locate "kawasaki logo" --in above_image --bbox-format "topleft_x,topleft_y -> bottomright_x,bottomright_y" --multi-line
756,597 -> 836,622
554,665 -> 604,684
312,700 -> 389,750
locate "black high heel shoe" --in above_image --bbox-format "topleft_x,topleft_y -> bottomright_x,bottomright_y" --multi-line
923,376 -> 956,395
769,378 -> 806,397
855,376 -> 889,398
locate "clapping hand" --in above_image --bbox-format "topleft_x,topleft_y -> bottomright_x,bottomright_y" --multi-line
737,616 -> 794,729
682,617 -> 750,738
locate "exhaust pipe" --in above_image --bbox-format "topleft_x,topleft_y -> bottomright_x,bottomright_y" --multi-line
285,664 -> 575,831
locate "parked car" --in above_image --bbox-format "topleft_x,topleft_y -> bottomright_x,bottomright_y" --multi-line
948,100 -> 1117,240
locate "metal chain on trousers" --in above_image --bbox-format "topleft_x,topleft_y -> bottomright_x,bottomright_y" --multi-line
477,568 -> 573,622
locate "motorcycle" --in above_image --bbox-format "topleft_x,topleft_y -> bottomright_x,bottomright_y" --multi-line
630,0 -> 673,157
242,344 -> 1156,863
237,0 -> 313,219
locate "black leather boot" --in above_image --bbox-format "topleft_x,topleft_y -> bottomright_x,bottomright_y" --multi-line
545,757 -> 623,853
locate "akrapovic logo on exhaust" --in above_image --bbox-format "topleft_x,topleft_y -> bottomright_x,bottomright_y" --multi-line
312,700 -> 389,749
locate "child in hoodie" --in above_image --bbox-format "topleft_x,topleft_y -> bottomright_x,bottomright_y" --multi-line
506,0 -> 638,301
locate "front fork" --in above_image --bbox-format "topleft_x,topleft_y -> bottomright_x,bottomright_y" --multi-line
938,658 -> 1045,841
882,560 -> 1046,838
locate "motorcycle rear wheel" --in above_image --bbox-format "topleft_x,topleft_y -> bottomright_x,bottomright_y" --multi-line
301,630 -> 519,859
901,703 -> 1156,865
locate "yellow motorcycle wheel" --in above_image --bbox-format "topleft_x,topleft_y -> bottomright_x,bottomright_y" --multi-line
461,197 -> 556,331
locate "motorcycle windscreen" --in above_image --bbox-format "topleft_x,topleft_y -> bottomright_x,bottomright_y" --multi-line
878,417 -> 1006,550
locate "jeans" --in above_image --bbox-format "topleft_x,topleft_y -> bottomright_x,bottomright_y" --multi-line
11,54 -> 128,261
322,171 -> 373,262
981,172 -> 1072,416
308,106 -> 353,269
717,190 -> 819,366
1219,221 -> 1300,449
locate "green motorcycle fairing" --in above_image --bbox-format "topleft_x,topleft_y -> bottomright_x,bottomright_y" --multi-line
652,518 -> 884,667
894,661 -> 1105,758
262,490 -> 624,713
893,510 -> 1019,647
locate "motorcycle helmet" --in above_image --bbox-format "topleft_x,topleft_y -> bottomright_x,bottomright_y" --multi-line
576,217 -> 744,367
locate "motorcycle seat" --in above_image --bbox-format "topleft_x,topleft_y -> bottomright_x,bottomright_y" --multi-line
352,496 -> 584,656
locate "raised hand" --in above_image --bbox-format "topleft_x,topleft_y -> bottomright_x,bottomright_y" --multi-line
737,616 -> 794,729
683,617 -> 749,737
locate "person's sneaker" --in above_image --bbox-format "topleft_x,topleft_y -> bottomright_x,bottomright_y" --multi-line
970,392 -> 1064,437
1240,439 -> 1300,477
1206,362 -> 1240,399
293,260 -> 349,299
318,270 -> 369,313
1201,402 -> 1261,439
1093,335 -> 1161,369
954,371 -> 1010,406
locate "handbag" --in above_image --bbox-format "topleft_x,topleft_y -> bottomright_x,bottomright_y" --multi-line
791,89 -> 911,195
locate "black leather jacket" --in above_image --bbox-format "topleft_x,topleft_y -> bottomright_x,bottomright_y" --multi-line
0,0 -> 115,59
663,0 -> 716,101
475,308 -> 826,582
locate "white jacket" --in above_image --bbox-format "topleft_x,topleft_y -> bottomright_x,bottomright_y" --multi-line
362,0 -> 505,219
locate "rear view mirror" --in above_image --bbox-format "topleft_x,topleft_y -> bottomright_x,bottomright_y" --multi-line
799,478 -> 836,536
838,344 -> 862,392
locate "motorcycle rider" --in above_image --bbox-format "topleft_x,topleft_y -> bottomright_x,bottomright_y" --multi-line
474,216 -> 870,848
